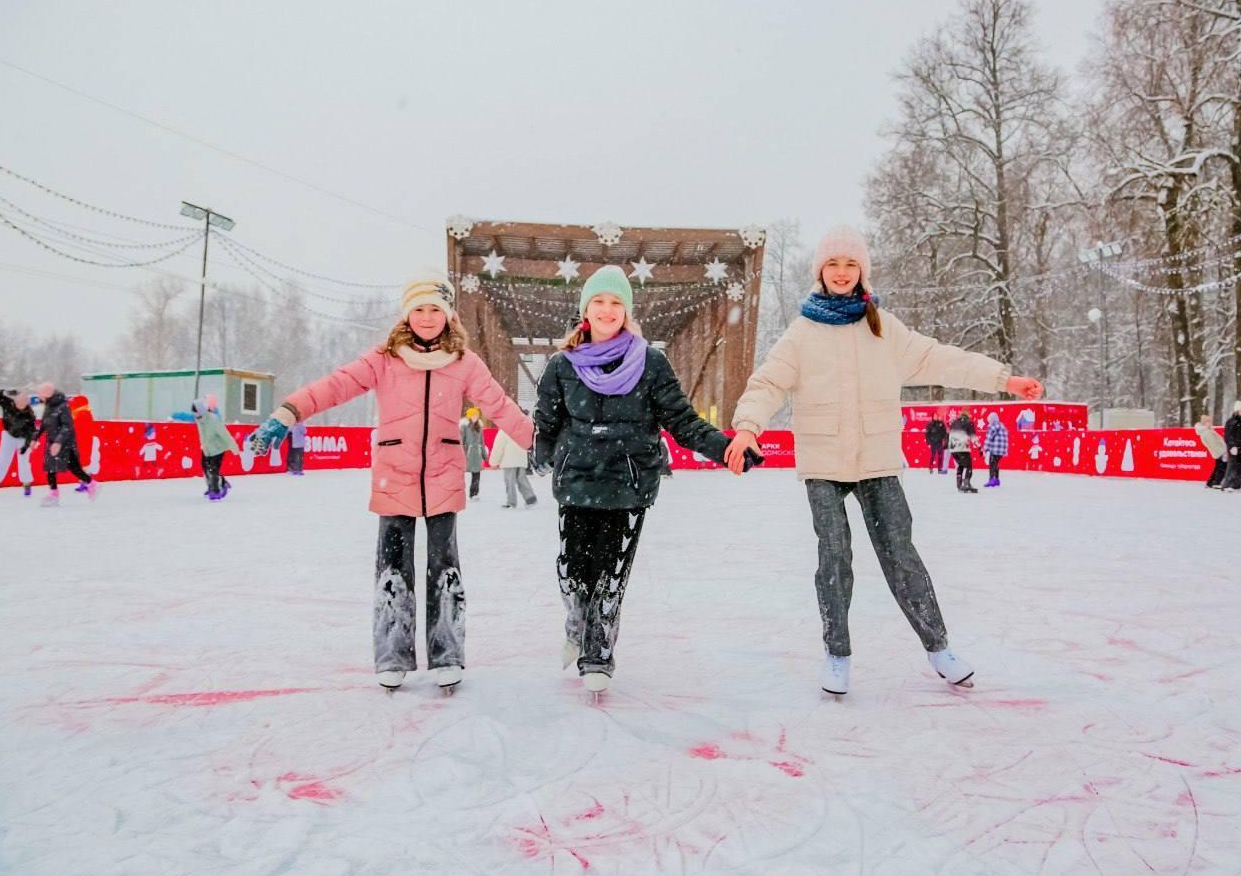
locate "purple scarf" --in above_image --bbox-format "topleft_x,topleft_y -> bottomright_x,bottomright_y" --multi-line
563,330 -> 648,395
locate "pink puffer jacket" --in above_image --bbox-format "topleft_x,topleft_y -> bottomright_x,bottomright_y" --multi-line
284,347 -> 533,517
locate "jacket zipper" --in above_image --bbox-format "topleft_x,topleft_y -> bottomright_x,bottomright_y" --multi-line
555,449 -> 571,482
419,370 -> 431,517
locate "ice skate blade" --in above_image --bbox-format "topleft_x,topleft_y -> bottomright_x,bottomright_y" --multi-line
821,687 -> 847,696
936,671 -> 975,688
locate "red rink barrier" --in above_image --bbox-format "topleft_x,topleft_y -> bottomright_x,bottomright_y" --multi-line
1,410 -> 1221,487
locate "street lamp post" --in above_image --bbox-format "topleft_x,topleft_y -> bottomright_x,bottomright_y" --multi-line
179,201 -> 235,397
1078,240 -> 1124,414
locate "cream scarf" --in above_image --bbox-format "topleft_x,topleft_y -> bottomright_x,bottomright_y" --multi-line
395,344 -> 459,371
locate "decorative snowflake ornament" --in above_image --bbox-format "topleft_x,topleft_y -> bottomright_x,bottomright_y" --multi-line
739,225 -> 766,248
460,274 -> 481,294
629,257 -> 655,285
725,281 -> 745,302
704,258 -> 729,284
481,250 -> 506,278
555,255 -> 581,283
592,221 -> 623,246
445,215 -> 474,240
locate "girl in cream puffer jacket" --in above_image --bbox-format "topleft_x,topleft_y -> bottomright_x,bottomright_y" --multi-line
726,225 -> 1044,696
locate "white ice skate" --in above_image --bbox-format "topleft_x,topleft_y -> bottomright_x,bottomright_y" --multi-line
437,665 -> 463,692
377,670 -> 406,690
928,648 -> 975,687
821,655 -> 851,695
561,639 -> 580,670
582,672 -> 610,694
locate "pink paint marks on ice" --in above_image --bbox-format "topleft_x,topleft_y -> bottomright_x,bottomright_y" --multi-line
101,688 -> 319,707
571,802 -> 605,822
770,761 -> 805,777
689,743 -> 726,760
277,771 -> 343,804
992,699 -> 1047,710
1142,753 -> 1195,767
1202,766 -> 1241,778
512,822 -> 591,870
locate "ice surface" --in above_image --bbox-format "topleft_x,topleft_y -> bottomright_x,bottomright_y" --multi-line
2,469 -> 1238,875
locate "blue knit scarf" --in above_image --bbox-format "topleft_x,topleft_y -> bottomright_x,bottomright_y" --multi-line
800,289 -> 878,325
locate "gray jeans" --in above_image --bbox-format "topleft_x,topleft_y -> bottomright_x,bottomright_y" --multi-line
503,467 -> 536,506
373,513 -> 464,672
806,477 -> 949,656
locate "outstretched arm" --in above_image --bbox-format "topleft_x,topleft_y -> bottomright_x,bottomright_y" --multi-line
650,352 -> 731,467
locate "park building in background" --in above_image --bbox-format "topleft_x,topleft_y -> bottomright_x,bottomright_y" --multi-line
81,368 -> 274,425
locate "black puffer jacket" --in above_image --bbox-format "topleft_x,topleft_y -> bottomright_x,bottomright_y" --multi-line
924,419 -> 948,448
534,347 -> 730,510
1226,412 -> 1241,454
34,392 -> 79,472
0,391 -> 37,449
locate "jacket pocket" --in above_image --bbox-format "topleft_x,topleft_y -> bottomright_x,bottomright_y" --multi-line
860,401 -> 903,472
792,410 -> 841,435
377,438 -> 403,447
625,454 -> 639,488
555,449 -> 572,484
861,403 -> 902,435
441,438 -> 461,445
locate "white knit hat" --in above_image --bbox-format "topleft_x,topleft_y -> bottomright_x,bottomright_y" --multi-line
811,225 -> 872,293
401,277 -> 456,320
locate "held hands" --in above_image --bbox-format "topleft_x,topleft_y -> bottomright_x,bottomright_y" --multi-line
248,417 -> 289,455
1006,376 -> 1044,400
724,430 -> 760,475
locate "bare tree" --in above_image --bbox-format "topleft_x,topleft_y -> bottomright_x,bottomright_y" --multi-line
118,279 -> 191,370
1089,0 -> 1237,421
887,0 -> 1064,364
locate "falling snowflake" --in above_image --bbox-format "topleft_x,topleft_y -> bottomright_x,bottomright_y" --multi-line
704,258 -> 729,284
592,221 -> 622,246
460,274 -> 481,294
481,250 -> 506,278
629,257 -> 655,285
445,215 -> 474,240
725,281 -> 745,301
555,256 -> 581,283
739,225 -> 766,248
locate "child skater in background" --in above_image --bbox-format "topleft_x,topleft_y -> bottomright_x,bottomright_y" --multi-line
175,393 -> 239,500
983,412 -> 1009,488
249,278 -> 532,693
534,265 -> 758,696
725,226 -> 1043,696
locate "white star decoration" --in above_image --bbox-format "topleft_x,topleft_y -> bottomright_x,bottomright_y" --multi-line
704,258 -> 729,284
481,250 -> 506,278
592,221 -> 623,246
555,255 -> 580,283
629,257 -> 655,285
725,282 -> 745,301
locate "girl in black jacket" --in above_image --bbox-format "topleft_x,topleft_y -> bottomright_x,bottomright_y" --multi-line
534,266 -> 754,694
33,384 -> 97,505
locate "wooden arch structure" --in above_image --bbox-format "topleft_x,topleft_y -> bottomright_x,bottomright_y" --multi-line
445,219 -> 765,425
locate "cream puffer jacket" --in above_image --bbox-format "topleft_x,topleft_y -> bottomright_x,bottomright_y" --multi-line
733,312 -> 1011,482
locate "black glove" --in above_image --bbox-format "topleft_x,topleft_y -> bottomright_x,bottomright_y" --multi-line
742,448 -> 765,472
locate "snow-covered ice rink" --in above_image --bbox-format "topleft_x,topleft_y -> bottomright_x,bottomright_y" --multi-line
2,468 -> 1238,876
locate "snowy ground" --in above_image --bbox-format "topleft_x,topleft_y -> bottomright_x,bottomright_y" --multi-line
1,467 -> 1238,876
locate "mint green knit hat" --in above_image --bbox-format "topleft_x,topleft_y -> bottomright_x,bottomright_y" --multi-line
579,265 -> 634,317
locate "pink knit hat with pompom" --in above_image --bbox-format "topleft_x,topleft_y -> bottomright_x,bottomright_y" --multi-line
811,225 -> 872,293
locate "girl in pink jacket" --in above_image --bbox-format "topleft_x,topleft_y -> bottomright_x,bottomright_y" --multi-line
249,278 -> 533,693
725,226 -> 1043,696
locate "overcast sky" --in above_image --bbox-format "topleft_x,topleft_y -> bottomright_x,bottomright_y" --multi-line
1,0 -> 1104,355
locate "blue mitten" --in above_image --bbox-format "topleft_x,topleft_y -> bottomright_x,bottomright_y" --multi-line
248,417 -> 289,454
